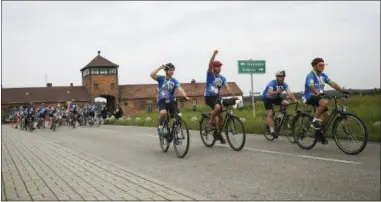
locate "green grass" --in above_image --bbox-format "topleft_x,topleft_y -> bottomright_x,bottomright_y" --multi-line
106,95 -> 381,142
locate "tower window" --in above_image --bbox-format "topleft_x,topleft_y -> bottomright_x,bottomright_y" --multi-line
91,68 -> 99,74
108,68 -> 117,74
100,68 -> 107,74
94,84 -> 98,89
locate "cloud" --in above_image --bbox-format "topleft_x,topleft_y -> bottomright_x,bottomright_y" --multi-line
2,1 -> 380,94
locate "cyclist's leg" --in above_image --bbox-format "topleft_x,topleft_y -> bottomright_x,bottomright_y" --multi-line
264,98 -> 276,133
307,95 -> 328,129
157,100 -> 167,136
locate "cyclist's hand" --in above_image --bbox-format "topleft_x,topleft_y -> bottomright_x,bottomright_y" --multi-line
276,88 -> 283,94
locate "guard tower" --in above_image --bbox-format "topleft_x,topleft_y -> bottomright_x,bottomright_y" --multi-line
81,51 -> 119,111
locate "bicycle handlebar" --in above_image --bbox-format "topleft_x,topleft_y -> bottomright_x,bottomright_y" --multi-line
319,93 -> 350,100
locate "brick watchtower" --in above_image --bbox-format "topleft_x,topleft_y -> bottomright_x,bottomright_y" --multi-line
81,51 -> 119,111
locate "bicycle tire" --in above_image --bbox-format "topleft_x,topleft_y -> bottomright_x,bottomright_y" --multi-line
173,120 -> 190,158
225,116 -> 246,151
292,113 -> 317,150
283,114 -> 296,144
199,116 -> 216,147
159,120 -> 170,153
332,112 -> 368,155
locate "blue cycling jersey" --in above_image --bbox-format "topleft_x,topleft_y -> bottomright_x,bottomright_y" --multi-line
262,80 -> 289,99
303,70 -> 333,101
39,106 -> 46,114
204,71 -> 227,97
156,75 -> 180,102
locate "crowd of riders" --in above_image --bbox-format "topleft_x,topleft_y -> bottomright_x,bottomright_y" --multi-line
9,99 -> 111,131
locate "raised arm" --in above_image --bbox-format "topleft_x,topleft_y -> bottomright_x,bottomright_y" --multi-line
150,64 -> 164,80
208,50 -> 218,72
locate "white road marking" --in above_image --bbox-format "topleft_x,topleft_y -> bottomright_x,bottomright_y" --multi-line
96,127 -> 362,165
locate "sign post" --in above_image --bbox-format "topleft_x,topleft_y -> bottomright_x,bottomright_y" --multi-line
238,59 -> 266,117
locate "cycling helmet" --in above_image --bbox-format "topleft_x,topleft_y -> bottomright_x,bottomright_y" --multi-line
311,57 -> 324,66
213,60 -> 223,67
163,63 -> 175,71
275,70 -> 286,77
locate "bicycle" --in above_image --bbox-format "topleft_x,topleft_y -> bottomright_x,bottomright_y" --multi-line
292,94 -> 368,155
199,97 -> 246,151
159,97 -> 191,158
261,102 -> 298,143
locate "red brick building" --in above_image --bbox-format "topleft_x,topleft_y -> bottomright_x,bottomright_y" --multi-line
2,51 -> 243,115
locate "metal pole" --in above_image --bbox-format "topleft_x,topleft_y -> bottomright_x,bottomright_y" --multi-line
251,73 -> 255,117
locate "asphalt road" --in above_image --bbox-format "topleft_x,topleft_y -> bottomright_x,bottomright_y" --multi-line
2,124 -> 380,200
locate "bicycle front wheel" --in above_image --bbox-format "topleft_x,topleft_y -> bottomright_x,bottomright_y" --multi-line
225,116 -> 246,151
283,114 -> 296,144
332,112 -> 368,155
173,120 -> 190,158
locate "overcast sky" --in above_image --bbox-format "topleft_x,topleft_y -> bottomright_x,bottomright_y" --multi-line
2,1 -> 380,95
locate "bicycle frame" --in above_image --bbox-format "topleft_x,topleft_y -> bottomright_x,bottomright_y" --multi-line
273,102 -> 298,133
318,95 -> 348,134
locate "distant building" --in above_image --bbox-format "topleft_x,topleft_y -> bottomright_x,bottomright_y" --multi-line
2,51 -> 244,115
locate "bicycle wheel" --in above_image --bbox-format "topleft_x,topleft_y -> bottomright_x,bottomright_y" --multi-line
95,118 -> 101,127
200,116 -> 216,147
332,112 -> 368,155
159,122 -> 170,153
225,116 -> 246,151
262,114 -> 275,141
283,114 -> 296,143
292,113 -> 317,150
173,120 -> 190,158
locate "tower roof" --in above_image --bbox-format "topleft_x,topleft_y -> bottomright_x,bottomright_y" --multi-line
81,51 -> 119,71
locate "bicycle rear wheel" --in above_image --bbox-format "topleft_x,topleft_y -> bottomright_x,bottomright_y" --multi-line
200,116 -> 216,147
292,113 -> 317,150
173,120 -> 190,158
225,116 -> 246,151
332,112 -> 368,155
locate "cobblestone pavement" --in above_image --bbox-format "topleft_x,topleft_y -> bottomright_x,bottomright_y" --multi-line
1,130 -> 207,201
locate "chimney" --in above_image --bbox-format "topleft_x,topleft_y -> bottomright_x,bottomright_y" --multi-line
98,50 -> 101,55
70,83 -> 73,87
46,83 -> 52,87
191,79 -> 196,85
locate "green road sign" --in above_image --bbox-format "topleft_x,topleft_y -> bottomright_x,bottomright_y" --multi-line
238,60 -> 266,74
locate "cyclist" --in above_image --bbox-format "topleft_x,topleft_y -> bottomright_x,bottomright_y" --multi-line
67,99 -> 78,125
262,70 -> 299,138
303,57 -> 349,144
25,103 -> 36,130
150,63 -> 190,137
48,104 -> 56,128
204,50 -> 236,144
37,103 -> 47,128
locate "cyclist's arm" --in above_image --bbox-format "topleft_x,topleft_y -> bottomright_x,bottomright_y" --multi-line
307,78 -> 321,95
150,65 -> 164,80
208,50 -> 218,72
327,79 -> 345,93
177,87 -> 189,98
224,83 -> 236,97
285,88 -> 298,102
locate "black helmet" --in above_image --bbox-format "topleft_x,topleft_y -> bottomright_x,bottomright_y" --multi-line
163,63 -> 175,71
311,57 -> 324,67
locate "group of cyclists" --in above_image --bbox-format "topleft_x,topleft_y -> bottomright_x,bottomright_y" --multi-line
9,100 -> 101,131
151,49 -> 349,145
